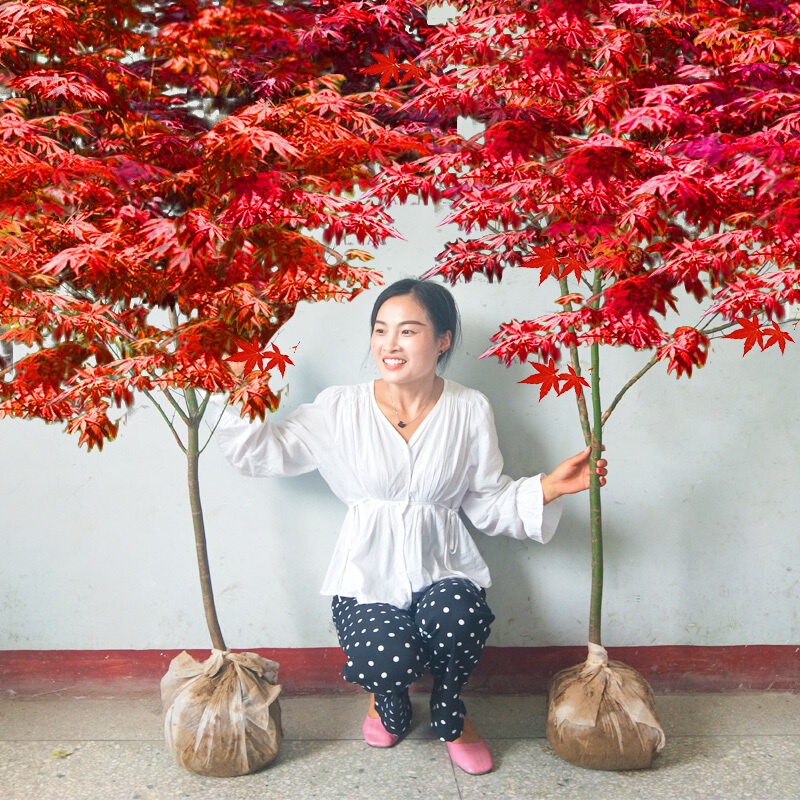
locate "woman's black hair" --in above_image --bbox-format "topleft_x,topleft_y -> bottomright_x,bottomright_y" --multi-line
370,278 -> 461,369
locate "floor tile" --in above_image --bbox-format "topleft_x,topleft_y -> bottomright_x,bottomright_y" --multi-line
453,735 -> 800,800
0,695 -> 163,741
0,740 -> 461,800
2,692 -> 799,800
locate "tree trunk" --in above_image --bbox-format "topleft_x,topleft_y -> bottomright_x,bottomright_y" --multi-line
185,389 -> 226,651
588,339 -> 604,646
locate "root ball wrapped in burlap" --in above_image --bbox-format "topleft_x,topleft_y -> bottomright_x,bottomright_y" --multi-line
161,649 -> 283,777
546,643 -> 665,771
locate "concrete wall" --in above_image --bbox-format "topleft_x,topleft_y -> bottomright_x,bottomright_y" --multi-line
2,200 -> 799,652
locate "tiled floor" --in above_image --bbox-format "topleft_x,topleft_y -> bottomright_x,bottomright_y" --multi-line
1,690 -> 799,799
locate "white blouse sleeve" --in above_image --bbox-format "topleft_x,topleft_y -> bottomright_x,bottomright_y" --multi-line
459,397 -> 563,543
211,388 -> 335,478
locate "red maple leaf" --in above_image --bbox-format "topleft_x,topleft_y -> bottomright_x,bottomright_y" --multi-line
519,358 -> 561,399
657,326 -> 709,377
399,60 -> 426,83
762,320 -> 794,353
559,256 -> 587,283
524,245 -> 562,284
225,339 -> 295,377
364,50 -> 402,88
557,365 -> 590,397
225,336 -> 269,375
724,315 -> 764,355
225,336 -> 299,377
522,246 -> 586,284
263,343 -> 294,377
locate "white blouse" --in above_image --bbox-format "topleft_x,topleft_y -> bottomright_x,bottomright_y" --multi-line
214,379 -> 562,609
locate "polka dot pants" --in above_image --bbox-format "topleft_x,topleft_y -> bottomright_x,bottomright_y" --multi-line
331,577 -> 495,742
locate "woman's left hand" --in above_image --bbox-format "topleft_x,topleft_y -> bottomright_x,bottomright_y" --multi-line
541,446 -> 607,505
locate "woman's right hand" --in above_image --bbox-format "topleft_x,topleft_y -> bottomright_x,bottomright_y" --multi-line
540,446 -> 607,504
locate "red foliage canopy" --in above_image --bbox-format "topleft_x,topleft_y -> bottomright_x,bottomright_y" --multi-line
373,0 -> 800,403
3,0 -> 799,441
0,0 -> 437,447
370,1 -> 800,649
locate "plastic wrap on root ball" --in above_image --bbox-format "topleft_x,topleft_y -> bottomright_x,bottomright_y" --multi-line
161,649 -> 283,777
546,643 -> 665,771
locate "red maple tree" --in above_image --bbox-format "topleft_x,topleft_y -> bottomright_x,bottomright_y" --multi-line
0,0 -> 435,652
372,0 -> 800,768
378,0 -> 800,643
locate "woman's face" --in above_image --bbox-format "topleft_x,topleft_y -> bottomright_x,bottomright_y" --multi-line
371,294 -> 451,388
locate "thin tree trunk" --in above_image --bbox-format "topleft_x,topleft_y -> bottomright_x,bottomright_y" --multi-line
587,269 -> 604,647
185,389 -> 226,651
588,339 -> 604,646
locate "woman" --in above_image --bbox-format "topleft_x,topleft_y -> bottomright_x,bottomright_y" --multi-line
217,278 -> 606,775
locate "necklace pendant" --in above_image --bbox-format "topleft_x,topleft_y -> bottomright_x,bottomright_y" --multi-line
397,421 -> 407,428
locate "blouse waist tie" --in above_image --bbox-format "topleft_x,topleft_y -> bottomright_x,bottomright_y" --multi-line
345,498 -> 464,609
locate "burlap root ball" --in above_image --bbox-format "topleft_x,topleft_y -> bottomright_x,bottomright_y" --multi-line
546,642 -> 665,771
161,649 -> 283,777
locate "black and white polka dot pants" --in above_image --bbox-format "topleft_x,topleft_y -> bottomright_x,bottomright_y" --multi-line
331,577 -> 495,742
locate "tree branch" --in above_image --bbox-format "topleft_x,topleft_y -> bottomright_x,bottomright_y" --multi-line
161,386 -> 190,425
558,277 -> 592,446
143,388 -> 187,453
601,354 -> 659,428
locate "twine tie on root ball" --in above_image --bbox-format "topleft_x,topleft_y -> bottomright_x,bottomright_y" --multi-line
546,642 -> 665,771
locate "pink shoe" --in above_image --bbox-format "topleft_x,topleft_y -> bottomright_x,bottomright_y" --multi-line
362,714 -> 399,748
446,739 -> 493,774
